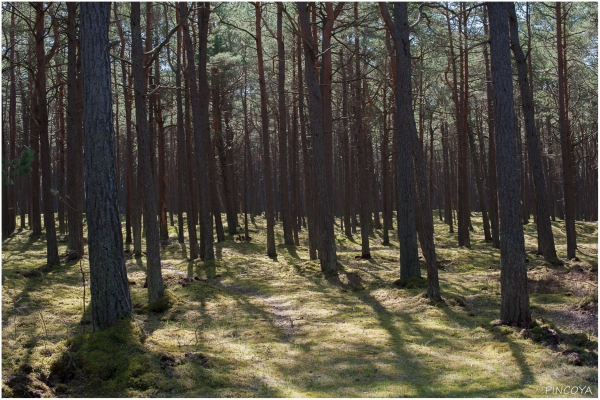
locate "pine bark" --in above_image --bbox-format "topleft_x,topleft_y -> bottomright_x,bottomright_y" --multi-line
80,2 -> 132,331
507,3 -> 560,264
488,2 -> 531,328
298,2 -> 338,274
277,3 -> 294,246
556,3 -> 577,260
131,2 -> 165,303
255,3 -> 277,257
35,2 -> 60,266
180,1 -> 214,260
379,2 -> 421,281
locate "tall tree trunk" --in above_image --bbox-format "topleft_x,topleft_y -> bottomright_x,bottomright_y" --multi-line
35,2 -> 60,265
298,2 -> 337,274
114,3 -> 133,246
5,8 -> 17,238
457,6 -> 471,247
297,35 -> 318,260
180,1 -> 214,260
183,55 -> 199,259
340,49 -> 353,238
507,3 -> 560,264
483,6 -> 500,248
379,3 -> 421,282
155,46 -> 169,241
131,2 -> 165,303
255,3 -> 277,257
488,2 -> 531,328
175,13 -> 186,244
354,4 -> 371,258
276,3 -> 294,246
55,73 -> 66,235
556,2 -> 577,260
81,2 -> 132,331
468,122 -> 492,241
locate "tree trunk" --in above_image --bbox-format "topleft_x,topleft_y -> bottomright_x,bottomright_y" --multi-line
354,4 -> 371,259
340,49 -> 353,238
277,3 -> 294,246
80,2 -> 132,331
379,3 -> 421,281
297,34 -> 318,260
131,2 -> 165,303
35,2 -> 60,266
255,3 -> 277,257
298,2 -> 338,274
488,2 -> 531,328
155,47 -> 169,241
180,2 -> 214,260
507,3 -> 560,264
556,2 -> 577,260
483,6 -> 500,248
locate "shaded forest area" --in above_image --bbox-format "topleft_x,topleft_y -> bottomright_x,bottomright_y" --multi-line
1,2 -> 598,397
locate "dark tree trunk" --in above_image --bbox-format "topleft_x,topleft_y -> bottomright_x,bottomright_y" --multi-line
180,1 -> 214,260
19,69 -> 30,230
354,4 -> 371,259
155,48 -> 169,241
35,2 -> 60,266
379,3 -> 420,281
556,2 -> 577,260
488,2 -> 531,328
5,9 -> 17,238
114,3 -> 133,246
442,131 -> 454,232
183,57 -> 199,259
468,122 -> 492,241
255,3 -> 277,257
80,2 -> 132,331
298,2 -> 338,274
175,12 -> 186,244
55,72 -> 66,235
385,2 -> 439,299
507,3 -> 560,264
340,49 -> 353,238
131,2 -> 165,303
277,3 -> 294,246
297,35 -> 318,260
483,6 -> 500,248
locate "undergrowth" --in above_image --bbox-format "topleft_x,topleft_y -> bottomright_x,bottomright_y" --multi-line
1,212 -> 598,397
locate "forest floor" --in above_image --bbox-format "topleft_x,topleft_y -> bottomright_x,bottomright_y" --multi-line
1,213 -> 598,397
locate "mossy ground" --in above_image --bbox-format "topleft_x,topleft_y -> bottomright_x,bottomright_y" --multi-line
2,212 -> 598,397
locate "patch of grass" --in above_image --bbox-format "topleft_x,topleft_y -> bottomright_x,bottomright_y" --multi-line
2,213 -> 598,397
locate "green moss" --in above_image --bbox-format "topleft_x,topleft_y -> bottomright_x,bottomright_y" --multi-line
393,276 -> 427,289
577,293 -> 598,309
148,290 -> 176,313
3,213 -> 598,397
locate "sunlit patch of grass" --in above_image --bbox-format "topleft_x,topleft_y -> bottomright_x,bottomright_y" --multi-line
2,213 -> 597,397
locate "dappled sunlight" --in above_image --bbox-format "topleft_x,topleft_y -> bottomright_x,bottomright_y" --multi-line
2,213 -> 597,396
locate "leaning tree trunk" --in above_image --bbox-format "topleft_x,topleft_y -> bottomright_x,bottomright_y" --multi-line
488,2 -> 531,328
508,3 -> 560,264
80,2 -> 132,331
